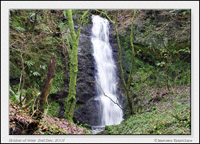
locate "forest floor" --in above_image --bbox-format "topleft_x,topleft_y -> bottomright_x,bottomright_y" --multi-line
9,100 -> 91,135
9,86 -> 190,135
99,86 -> 191,135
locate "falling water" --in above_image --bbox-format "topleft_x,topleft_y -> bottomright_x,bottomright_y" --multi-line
91,15 -> 123,128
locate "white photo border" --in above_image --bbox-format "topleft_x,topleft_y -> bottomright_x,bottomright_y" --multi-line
1,1 -> 199,143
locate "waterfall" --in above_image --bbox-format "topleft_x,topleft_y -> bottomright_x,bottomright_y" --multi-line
91,15 -> 123,126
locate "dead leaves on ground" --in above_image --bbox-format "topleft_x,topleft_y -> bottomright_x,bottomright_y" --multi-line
9,101 -> 87,135
33,115 -> 86,135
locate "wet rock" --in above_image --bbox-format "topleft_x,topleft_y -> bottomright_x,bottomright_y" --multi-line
109,23 -> 125,104
76,23 -> 96,104
73,98 -> 102,125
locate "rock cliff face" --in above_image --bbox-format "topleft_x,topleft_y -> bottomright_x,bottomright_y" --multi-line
73,22 -> 96,125
76,24 -> 95,104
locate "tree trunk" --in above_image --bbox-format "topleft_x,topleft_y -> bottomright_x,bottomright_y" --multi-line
113,10 -> 136,115
37,53 -> 56,117
64,10 -> 78,121
65,42 -> 78,121
64,10 -> 88,121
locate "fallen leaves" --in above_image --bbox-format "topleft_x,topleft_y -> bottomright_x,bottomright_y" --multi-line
9,100 -> 87,135
33,115 -> 86,134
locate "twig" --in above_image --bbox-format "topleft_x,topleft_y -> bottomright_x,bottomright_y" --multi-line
88,81 -> 124,110
10,40 -> 21,47
31,94 -> 40,118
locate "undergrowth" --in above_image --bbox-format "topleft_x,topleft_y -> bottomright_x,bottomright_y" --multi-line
102,87 -> 190,135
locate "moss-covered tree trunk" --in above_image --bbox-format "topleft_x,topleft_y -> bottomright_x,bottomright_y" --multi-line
64,10 -> 89,121
65,41 -> 79,121
37,53 -> 56,117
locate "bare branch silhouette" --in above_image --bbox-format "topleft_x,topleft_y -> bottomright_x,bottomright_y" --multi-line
88,81 -> 124,110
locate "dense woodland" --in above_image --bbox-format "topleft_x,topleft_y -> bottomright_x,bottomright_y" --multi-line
9,9 -> 191,135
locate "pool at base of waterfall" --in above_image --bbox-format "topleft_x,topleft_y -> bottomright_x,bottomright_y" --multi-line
91,126 -> 105,134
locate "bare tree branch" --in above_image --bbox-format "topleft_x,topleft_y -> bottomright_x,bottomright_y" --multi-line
88,81 -> 124,110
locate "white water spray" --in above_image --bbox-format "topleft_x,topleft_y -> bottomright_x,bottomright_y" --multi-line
91,15 -> 123,126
